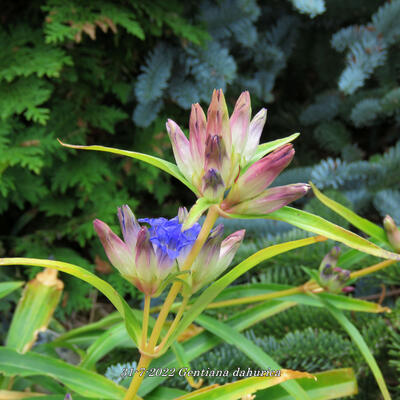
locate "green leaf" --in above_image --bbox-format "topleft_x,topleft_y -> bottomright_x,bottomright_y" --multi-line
0,281 -> 24,299
0,258 -> 141,345
229,206 -> 400,261
80,322 -> 134,369
165,236 -> 324,349
257,368 -> 358,399
55,312 -> 122,343
0,347 -> 126,399
174,370 -> 314,400
248,133 -> 300,166
314,296 -> 391,400
145,387 -> 187,400
196,314 -> 311,399
139,301 -> 297,397
57,140 -> 198,195
183,198 -> 215,230
211,283 -> 389,313
310,182 -> 388,244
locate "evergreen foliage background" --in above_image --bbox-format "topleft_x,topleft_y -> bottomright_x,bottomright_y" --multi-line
1,0 -> 400,398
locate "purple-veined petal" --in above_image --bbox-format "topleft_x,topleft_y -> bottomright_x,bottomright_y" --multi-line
201,168 -> 225,201
93,219 -> 133,276
135,227 -> 160,295
226,144 -> 295,204
230,91 -> 251,153
178,207 -> 189,224
166,119 -> 194,181
206,89 -> 231,151
219,229 -> 246,265
189,103 -> 207,171
204,229 -> 245,285
225,184 -> 310,215
190,224 -> 224,292
117,205 -> 140,253
243,108 -> 267,164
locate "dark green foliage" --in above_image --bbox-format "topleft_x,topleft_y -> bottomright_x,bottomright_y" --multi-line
0,0 -> 207,316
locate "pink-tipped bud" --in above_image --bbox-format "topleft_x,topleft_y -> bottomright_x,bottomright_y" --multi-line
226,144 -> 295,204
206,89 -> 231,149
166,119 -> 194,182
118,205 -> 140,253
189,103 -> 207,170
230,91 -> 251,153
384,215 -> 400,253
191,227 -> 245,293
242,108 -> 267,165
223,184 -> 310,215
93,219 -> 132,277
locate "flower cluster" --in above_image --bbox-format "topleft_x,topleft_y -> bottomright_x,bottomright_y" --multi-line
167,89 -> 309,215
94,205 -> 244,296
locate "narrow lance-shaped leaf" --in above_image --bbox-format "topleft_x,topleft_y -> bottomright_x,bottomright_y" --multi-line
313,295 -> 391,400
57,140 -> 199,195
254,368 -> 358,400
310,182 -> 389,244
0,347 -> 126,399
0,258 -> 141,345
80,322 -> 134,370
246,133 -> 300,168
228,206 -> 400,261
164,235 -> 324,350
195,314 -> 311,400
0,281 -> 24,300
209,283 -> 389,313
139,301 -> 298,397
174,370 -> 314,400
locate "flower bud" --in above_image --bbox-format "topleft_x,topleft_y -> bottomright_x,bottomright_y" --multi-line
319,247 -> 352,293
383,215 -> 400,252
190,226 -> 245,293
223,184 -> 310,215
226,144 -> 295,204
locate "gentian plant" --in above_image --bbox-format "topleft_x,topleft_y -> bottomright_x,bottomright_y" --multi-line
1,90 -> 399,400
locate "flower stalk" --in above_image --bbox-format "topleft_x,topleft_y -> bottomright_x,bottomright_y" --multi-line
146,205 -> 219,351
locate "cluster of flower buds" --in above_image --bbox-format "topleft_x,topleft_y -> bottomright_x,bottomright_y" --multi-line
167,89 -> 309,215
383,215 -> 400,253
318,247 -> 353,294
94,205 -> 244,296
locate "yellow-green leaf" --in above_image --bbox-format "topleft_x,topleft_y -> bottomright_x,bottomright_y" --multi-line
310,182 -> 388,244
174,370 -> 314,400
57,140 -> 198,195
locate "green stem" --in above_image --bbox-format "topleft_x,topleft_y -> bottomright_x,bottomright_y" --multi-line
141,295 -> 151,350
350,259 -> 396,279
205,286 -> 303,309
146,206 -> 219,351
123,354 -> 151,400
155,295 -> 189,353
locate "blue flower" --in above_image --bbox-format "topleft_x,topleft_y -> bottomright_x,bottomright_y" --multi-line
138,216 -> 201,267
